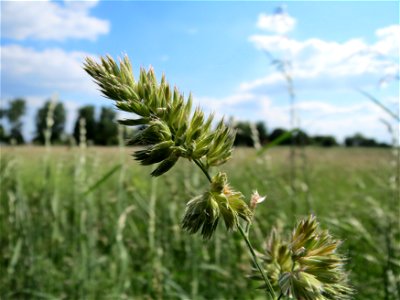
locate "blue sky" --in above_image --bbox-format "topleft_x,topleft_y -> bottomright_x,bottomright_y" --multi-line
1,0 -> 399,143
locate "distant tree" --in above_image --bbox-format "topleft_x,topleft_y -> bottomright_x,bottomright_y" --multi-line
0,108 -> 6,143
293,129 -> 311,146
256,121 -> 268,145
73,105 -> 97,145
234,121 -> 253,147
95,107 -> 118,145
0,124 -> 6,143
2,98 -> 27,144
7,99 -> 26,123
9,127 -> 25,145
268,128 -> 291,145
34,101 -> 66,144
312,135 -> 338,147
344,133 -> 384,147
378,142 -> 390,148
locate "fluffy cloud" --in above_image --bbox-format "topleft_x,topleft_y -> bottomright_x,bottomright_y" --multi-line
257,9 -> 296,34
247,18 -> 399,93
1,45 -> 96,95
196,91 -> 395,142
242,12 -> 399,142
1,0 -> 109,41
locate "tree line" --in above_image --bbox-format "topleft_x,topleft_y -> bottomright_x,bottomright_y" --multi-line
232,121 -> 390,148
0,98 -> 124,146
0,98 -> 391,148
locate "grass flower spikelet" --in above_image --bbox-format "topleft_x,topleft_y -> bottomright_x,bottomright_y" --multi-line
84,55 -> 235,176
254,215 -> 354,299
182,172 -> 252,240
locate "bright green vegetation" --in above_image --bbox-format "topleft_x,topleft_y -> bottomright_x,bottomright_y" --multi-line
1,146 -> 399,299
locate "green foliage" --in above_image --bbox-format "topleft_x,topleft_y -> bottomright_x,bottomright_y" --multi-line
345,133 -> 389,148
8,128 -> 25,145
268,128 -> 310,146
0,108 -> 6,119
234,121 -> 254,147
95,107 -> 118,145
6,98 -> 26,124
72,105 -> 120,146
73,105 -> 97,144
1,98 -> 26,144
269,128 -> 292,146
1,147 -> 397,299
34,100 -> 66,144
256,121 -> 269,144
312,135 -> 338,147
84,55 -> 235,176
232,121 -> 268,147
0,124 -> 6,143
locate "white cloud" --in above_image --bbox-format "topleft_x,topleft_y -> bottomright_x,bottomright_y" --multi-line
247,23 -> 399,93
195,93 -> 255,112
1,0 -> 109,41
1,44 -> 96,95
257,10 -> 296,34
195,89 -> 395,143
372,25 -> 400,59
193,12 -> 398,143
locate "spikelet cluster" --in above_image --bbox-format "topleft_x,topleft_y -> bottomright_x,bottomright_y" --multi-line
253,215 -> 354,299
84,55 -> 235,176
182,172 -> 252,239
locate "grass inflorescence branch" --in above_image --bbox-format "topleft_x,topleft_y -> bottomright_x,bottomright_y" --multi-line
84,54 -> 354,300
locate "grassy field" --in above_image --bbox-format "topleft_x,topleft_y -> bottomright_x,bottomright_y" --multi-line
1,146 -> 399,299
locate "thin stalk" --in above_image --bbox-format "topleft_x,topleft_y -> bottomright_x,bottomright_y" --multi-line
193,159 -> 212,183
237,222 -> 276,299
245,221 -> 251,236
192,161 -> 276,299
148,173 -> 157,251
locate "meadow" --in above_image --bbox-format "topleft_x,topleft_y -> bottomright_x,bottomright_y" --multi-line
1,146 -> 399,299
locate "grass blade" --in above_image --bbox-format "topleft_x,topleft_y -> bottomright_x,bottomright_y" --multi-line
257,128 -> 298,155
7,238 -> 22,274
83,164 -> 122,196
357,88 -> 400,122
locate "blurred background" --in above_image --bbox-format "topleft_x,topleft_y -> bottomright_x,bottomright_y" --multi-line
1,1 -> 399,299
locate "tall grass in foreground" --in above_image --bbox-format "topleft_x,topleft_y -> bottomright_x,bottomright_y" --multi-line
0,147 -> 398,299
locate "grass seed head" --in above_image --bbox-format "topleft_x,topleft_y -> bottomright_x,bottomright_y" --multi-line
182,172 -> 252,239
252,215 -> 354,299
84,55 -> 236,176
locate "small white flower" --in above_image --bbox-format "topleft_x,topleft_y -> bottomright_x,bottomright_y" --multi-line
250,190 -> 266,209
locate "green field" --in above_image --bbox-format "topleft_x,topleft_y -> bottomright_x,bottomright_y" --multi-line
1,146 -> 399,299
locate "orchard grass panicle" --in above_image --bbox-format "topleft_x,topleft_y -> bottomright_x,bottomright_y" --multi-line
84,55 -> 354,300
182,172 -> 252,240
255,215 -> 354,299
84,55 -> 234,177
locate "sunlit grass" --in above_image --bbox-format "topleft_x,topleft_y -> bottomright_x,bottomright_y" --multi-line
1,146 -> 398,299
